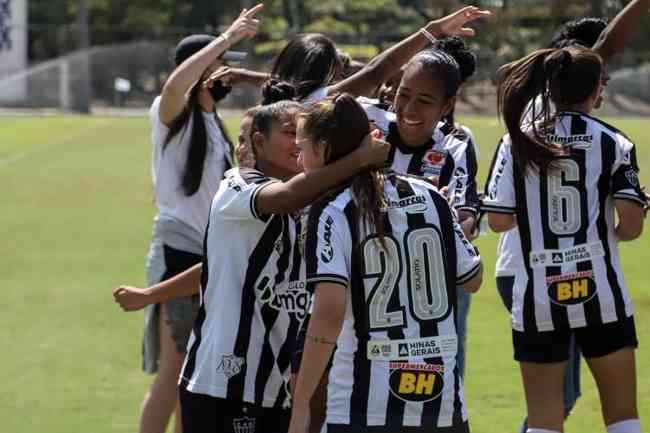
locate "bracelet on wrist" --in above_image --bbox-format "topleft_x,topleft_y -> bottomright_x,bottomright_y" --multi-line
420,27 -> 438,45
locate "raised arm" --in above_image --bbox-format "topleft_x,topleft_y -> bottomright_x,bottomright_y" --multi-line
113,263 -> 202,311
593,0 -> 650,63
328,6 -> 491,98
256,132 -> 390,216
203,67 -> 271,90
159,4 -> 263,125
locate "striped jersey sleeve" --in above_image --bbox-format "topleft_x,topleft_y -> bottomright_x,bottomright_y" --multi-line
217,168 -> 278,222
305,200 -> 352,288
611,136 -> 646,206
482,138 -> 517,214
453,221 -> 482,285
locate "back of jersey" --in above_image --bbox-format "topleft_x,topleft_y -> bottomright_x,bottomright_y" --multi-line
305,172 -> 481,430
484,112 -> 645,333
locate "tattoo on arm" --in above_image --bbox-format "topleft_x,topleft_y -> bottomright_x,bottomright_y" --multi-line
305,334 -> 336,345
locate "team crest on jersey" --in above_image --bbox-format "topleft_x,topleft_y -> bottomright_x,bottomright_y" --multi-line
232,416 -> 255,433
388,362 -> 444,403
217,354 -> 245,378
320,215 -> 335,263
257,280 -> 312,320
546,271 -> 597,306
422,150 -> 447,176
625,167 -> 640,187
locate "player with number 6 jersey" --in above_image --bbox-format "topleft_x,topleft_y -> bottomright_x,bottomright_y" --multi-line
289,94 -> 482,433
484,45 -> 645,433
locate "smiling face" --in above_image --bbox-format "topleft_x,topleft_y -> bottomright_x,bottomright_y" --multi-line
393,63 -> 455,146
253,114 -> 302,177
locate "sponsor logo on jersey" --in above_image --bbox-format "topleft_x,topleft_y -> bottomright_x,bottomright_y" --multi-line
530,242 -> 605,268
546,271 -> 597,306
487,156 -> 507,200
232,416 -> 256,433
383,194 -> 428,213
217,354 -> 245,378
257,279 -> 312,320
388,362 -> 444,403
546,133 -> 594,149
422,150 -> 447,176
321,215 -> 334,263
367,336 -> 457,360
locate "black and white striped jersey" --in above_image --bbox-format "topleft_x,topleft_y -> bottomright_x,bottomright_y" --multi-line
484,112 -> 646,332
180,168 -> 308,408
305,173 -> 481,430
358,98 -> 479,215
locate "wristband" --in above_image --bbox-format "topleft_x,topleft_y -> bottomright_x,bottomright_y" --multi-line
420,27 -> 438,45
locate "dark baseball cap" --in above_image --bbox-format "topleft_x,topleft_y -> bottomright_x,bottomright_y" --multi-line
174,34 -> 247,66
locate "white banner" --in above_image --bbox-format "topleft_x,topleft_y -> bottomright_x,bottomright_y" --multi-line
0,0 -> 27,101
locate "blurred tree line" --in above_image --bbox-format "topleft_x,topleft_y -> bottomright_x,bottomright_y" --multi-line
27,0 -> 650,71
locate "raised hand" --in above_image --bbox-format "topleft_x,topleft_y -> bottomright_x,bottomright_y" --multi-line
427,6 -> 492,37
359,129 -> 391,169
223,3 -> 264,44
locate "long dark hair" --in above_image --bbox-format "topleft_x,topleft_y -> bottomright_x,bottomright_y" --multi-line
497,46 -> 602,173
434,37 -> 477,126
163,83 -> 234,196
271,34 -> 342,100
300,93 -> 387,241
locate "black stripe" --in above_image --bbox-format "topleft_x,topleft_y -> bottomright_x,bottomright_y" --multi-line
460,132 -> 480,212
180,215 -> 212,384
255,215 -> 294,407
427,186 -> 462,428
569,115 -> 602,327
226,215 -> 285,402
438,154 -> 455,189
275,213 -> 308,381
382,176 -> 407,431
483,139 -> 505,195
406,144 -> 431,176
513,159 -> 537,332
345,199 -> 371,428
597,132 -> 627,322
539,119 -> 566,331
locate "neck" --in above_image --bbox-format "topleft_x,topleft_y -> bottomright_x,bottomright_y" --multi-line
257,159 -> 295,181
556,102 -> 592,115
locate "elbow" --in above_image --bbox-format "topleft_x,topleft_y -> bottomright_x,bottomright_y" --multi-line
487,213 -> 516,233
617,220 -> 644,241
463,265 -> 483,293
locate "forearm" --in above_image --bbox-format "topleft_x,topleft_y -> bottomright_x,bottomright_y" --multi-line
243,70 -> 271,86
164,36 -> 232,98
259,150 -> 370,215
331,28 -> 433,97
593,0 -> 650,63
292,314 -> 340,410
147,263 -> 202,303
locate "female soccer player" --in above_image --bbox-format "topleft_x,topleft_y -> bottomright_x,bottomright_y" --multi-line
289,94 -> 482,433
484,46 -> 645,433
176,93 -> 389,432
137,6 -> 262,433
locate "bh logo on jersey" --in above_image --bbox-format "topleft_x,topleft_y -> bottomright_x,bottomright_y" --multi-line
232,416 -> 255,433
388,362 -> 444,403
547,271 -> 597,306
257,278 -> 312,320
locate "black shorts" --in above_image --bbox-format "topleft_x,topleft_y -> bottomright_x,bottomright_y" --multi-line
179,386 -> 290,433
513,315 -> 638,363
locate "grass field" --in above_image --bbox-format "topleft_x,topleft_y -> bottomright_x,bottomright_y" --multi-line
1,114 -> 649,433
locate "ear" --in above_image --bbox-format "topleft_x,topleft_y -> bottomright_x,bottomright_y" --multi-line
252,131 -> 265,155
441,96 -> 457,117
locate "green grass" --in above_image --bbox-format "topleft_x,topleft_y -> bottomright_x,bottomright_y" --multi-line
1,114 -> 648,433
